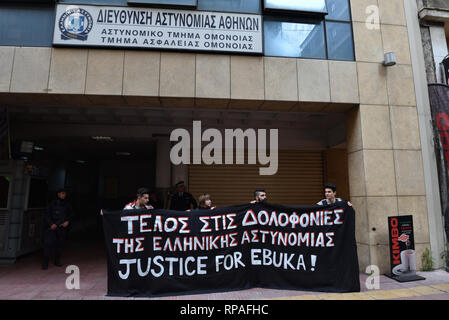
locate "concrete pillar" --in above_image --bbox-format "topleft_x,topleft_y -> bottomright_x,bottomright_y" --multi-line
346,0 -> 435,273
404,0 -> 445,268
155,138 -> 171,189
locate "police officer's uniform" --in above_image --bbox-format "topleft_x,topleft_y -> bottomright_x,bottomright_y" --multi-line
170,192 -> 197,211
42,191 -> 73,269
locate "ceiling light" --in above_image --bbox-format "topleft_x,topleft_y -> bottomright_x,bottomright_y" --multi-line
91,136 -> 113,142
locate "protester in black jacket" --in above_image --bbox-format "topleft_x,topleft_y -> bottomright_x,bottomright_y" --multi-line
42,188 -> 73,270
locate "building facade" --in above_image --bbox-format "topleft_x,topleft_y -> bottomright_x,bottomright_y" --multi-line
0,0 -> 446,273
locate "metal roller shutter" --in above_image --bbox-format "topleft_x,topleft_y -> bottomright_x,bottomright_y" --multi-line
188,150 -> 324,207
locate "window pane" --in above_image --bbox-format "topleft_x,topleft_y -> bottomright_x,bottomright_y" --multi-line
197,0 -> 260,14
326,0 -> 350,21
264,0 -> 327,13
127,0 -> 196,6
59,0 -> 127,5
0,6 -> 54,47
264,19 -> 326,59
326,21 -> 354,60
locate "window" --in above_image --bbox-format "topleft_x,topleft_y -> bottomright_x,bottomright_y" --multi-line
326,0 -> 350,20
326,21 -> 354,60
264,18 -> 325,59
324,0 -> 354,61
263,0 -> 327,14
263,0 -> 354,61
0,5 -> 54,47
197,0 -> 260,14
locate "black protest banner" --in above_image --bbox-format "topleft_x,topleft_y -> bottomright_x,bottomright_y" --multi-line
102,201 -> 360,297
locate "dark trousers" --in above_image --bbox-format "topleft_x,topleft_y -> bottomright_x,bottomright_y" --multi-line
43,227 -> 68,259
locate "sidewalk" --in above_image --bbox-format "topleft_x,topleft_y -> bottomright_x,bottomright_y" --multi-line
0,240 -> 448,300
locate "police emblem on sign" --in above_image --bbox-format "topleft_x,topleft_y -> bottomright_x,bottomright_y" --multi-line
59,7 -> 93,41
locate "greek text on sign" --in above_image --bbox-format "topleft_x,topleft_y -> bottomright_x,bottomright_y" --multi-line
102,202 -> 360,297
53,4 -> 263,54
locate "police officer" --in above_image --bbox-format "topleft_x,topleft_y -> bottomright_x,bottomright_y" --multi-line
42,188 -> 73,270
169,181 -> 197,211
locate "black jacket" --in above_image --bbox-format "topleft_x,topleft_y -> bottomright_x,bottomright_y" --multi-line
45,198 -> 73,228
170,192 -> 197,211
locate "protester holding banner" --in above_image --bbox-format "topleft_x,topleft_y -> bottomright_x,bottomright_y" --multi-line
197,194 -> 215,210
250,189 -> 267,204
124,187 -> 154,210
102,200 -> 360,297
317,183 -> 352,207
317,183 -> 342,205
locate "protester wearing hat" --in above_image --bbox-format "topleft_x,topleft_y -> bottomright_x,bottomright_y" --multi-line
169,181 -> 197,211
42,188 -> 73,270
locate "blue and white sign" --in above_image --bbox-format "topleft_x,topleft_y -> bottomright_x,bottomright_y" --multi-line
58,6 -> 94,41
53,4 -> 263,54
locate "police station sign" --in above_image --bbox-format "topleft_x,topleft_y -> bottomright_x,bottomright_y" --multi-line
53,4 -> 263,54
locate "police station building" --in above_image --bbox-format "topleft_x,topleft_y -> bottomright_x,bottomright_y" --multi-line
0,0 -> 446,274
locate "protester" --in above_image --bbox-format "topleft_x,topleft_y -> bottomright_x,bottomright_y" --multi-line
250,189 -> 267,204
169,181 -> 197,211
317,183 -> 352,206
42,188 -> 73,270
197,194 -> 215,210
100,187 -> 153,216
124,187 -> 154,210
